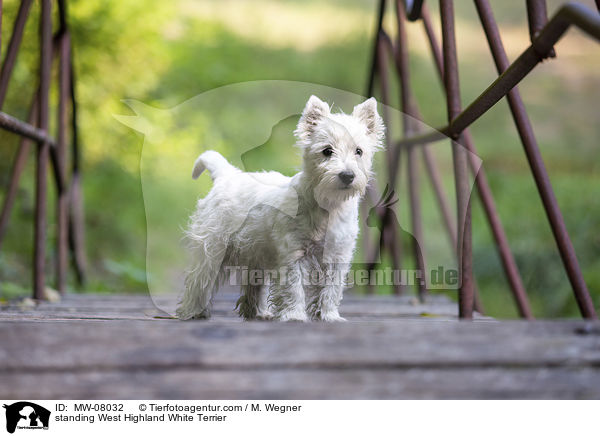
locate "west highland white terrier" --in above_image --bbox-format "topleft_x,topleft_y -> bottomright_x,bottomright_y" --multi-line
177,95 -> 384,322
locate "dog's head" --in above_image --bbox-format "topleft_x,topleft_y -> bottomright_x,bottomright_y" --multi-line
295,95 -> 385,207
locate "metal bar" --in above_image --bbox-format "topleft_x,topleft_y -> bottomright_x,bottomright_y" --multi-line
376,36 -> 396,189
396,126 -> 447,147
422,4 -> 533,319
421,146 -> 456,246
361,180 -> 380,294
363,182 -> 382,295
68,173 -> 86,285
465,130 -> 534,318
473,287 -> 485,314
403,0 -> 424,21
361,194 -> 376,294
451,49 -> 543,138
0,37 -> 64,259
475,0 -> 597,319
54,0 -> 70,292
392,25 -> 484,314
365,217 -> 389,295
382,19 -> 486,308
0,35 -> 64,255
33,0 -> 52,300
55,31 -> 70,293
0,0 -> 3,73
397,3 -> 600,149
57,0 -> 67,32
0,0 -> 34,107
0,110 -> 56,146
418,6 -> 455,252
68,44 -> 87,285
377,33 -> 402,191
367,0 -> 387,98
421,5 -> 444,78
0,114 -> 63,195
468,147 -> 531,317
406,146 -> 427,298
0,103 -> 38,251
374,34 -> 404,295
393,0 -> 427,299
454,3 -> 600,135
526,0 -> 552,43
69,55 -> 80,174
440,0 -> 474,319
0,29 -> 64,196
385,218 -> 403,295
380,6 -> 488,312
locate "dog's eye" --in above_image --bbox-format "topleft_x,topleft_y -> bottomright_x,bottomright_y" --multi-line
356,148 -> 363,156
322,147 -> 334,157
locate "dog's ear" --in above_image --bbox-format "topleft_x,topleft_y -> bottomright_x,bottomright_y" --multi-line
295,95 -> 330,142
352,97 -> 385,146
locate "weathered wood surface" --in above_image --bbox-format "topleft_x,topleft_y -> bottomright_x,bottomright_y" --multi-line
1,292 -> 599,399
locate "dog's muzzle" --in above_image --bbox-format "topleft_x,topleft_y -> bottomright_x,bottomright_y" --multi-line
338,171 -> 355,186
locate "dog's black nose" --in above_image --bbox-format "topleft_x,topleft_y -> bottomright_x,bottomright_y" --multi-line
338,171 -> 355,185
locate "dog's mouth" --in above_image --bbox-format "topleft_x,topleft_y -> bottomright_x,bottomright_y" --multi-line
338,182 -> 357,191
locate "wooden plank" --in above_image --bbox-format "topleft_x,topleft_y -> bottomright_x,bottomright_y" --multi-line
1,294 -> 599,399
2,367 -> 599,400
38,291 -> 453,304
4,292 -> 452,306
0,319 -> 599,372
1,292 -> 477,321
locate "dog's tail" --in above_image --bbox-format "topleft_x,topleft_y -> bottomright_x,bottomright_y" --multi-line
192,150 -> 235,181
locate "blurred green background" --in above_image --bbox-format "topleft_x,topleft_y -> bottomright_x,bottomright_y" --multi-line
0,0 -> 598,318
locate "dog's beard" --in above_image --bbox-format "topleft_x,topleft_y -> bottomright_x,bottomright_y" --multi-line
312,173 -> 366,210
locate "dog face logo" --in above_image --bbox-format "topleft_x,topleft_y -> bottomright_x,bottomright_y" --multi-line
3,402 -> 50,434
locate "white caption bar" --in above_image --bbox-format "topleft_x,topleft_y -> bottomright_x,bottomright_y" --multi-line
1,400 -> 598,436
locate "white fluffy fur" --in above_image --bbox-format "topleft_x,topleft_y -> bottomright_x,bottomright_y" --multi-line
177,95 -> 384,322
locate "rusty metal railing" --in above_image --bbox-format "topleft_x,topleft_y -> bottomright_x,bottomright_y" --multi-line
0,0 -> 86,298
365,0 -> 599,319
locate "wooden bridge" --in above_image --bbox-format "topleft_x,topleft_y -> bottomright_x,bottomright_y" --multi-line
2,290 -> 599,399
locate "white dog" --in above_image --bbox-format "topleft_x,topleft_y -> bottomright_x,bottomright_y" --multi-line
177,95 -> 384,322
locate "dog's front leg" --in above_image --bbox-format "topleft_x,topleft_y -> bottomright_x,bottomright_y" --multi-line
311,262 -> 348,322
270,262 -> 308,322
256,277 -> 274,320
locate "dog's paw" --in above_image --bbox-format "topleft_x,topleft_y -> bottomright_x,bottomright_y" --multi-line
255,311 -> 275,321
176,308 -> 211,321
278,309 -> 309,322
319,312 -> 347,322
256,307 -> 275,320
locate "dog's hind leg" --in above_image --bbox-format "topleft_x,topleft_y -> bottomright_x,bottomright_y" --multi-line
177,241 -> 226,320
236,283 -> 260,320
177,268 -> 218,320
236,267 -> 274,320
